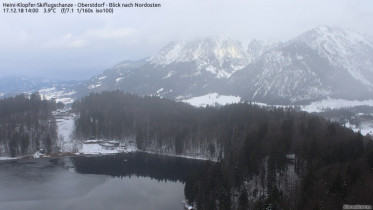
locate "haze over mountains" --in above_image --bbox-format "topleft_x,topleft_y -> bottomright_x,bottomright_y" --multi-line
2,26 -> 373,105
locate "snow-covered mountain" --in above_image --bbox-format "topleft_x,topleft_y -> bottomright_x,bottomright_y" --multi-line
231,26 -> 373,104
80,37 -> 250,100
2,26 -> 373,106
81,26 -> 373,105
151,37 -> 249,78
297,26 -> 373,89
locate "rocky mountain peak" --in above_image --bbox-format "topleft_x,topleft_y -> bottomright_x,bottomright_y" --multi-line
150,37 -> 249,78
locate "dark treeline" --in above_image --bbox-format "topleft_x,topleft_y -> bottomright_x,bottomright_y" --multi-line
74,91 -> 227,157
73,91 -> 287,158
73,91 -> 373,209
0,93 -> 58,157
68,152 -> 209,183
185,117 -> 373,209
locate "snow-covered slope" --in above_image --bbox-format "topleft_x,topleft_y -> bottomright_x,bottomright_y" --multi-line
81,37 -> 250,100
54,108 -> 76,152
296,26 -> 373,89
230,26 -> 373,104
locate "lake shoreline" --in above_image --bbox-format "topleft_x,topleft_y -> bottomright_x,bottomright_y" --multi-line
0,149 -> 214,163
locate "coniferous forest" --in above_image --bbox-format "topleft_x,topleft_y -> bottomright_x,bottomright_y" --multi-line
0,91 -> 372,209
73,91 -> 373,209
0,93 -> 58,157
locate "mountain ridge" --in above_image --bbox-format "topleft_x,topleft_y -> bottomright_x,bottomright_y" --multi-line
2,26 -> 373,105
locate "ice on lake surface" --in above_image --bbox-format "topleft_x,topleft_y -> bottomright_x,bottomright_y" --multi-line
0,153 -> 206,210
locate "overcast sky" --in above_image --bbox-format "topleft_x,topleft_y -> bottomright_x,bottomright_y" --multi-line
1,0 -> 372,80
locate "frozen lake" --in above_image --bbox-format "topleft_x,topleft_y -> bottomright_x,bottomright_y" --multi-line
0,152 -> 207,210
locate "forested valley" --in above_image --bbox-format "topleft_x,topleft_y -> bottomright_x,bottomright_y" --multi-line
73,91 -> 373,209
0,93 -> 58,157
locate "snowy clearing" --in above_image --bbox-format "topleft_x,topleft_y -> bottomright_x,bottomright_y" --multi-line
182,93 -> 241,107
54,108 -> 76,152
301,98 -> 373,113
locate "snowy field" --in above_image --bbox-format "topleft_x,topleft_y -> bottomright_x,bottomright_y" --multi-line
182,93 -> 241,107
301,98 -> 373,113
